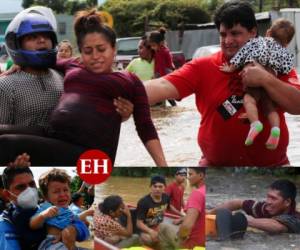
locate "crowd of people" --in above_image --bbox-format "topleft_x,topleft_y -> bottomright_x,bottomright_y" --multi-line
0,161 -> 205,250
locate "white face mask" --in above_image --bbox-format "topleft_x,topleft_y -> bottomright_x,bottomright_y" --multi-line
9,187 -> 39,209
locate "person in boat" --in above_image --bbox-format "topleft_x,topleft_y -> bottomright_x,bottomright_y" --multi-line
94,195 -> 139,248
0,6 -> 134,166
135,175 -> 181,249
159,167 -> 206,249
165,168 -> 186,216
0,163 -> 89,250
208,179 -> 300,235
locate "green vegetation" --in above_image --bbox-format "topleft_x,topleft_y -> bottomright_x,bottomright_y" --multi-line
102,0 -> 210,36
111,167 -> 180,177
22,0 -> 300,36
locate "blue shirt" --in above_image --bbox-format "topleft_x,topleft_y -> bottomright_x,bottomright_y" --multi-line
69,203 -> 82,216
35,202 -> 77,229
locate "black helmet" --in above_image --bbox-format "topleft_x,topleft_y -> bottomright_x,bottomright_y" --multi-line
5,6 -> 57,68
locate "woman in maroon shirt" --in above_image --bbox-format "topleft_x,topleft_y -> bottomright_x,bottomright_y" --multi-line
50,9 -> 167,166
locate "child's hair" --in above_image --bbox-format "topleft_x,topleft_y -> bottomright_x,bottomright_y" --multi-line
39,168 -> 71,198
149,27 -> 167,44
58,39 -> 73,55
268,18 -> 295,46
98,195 -> 123,215
141,35 -> 152,50
74,9 -> 116,51
72,192 -> 84,203
2,166 -> 33,189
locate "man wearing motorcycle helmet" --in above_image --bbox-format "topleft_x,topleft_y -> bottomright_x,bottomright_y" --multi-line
0,7 -> 133,165
0,6 -> 62,130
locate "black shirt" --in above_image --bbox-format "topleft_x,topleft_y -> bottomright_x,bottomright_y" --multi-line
136,193 -> 170,228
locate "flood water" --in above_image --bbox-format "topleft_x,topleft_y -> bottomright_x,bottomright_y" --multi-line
114,95 -> 300,167
94,176 -> 193,206
206,168 -> 300,250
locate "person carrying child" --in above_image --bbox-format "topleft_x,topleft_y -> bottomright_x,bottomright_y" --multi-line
220,18 -> 295,149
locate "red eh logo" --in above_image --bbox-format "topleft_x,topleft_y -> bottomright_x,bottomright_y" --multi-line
76,149 -> 113,185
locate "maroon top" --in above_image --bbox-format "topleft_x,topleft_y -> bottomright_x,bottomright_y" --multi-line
154,45 -> 174,77
242,199 -> 300,233
50,58 -> 158,164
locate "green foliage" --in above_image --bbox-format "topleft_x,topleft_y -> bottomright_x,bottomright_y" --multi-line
22,0 -> 35,8
102,0 -> 210,37
70,175 -> 82,194
34,0 -> 67,14
111,167 -> 179,177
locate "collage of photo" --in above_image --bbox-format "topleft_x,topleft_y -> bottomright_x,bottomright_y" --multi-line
0,165 -> 299,250
1,0 -> 300,249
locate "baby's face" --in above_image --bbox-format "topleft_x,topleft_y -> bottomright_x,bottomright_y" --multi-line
47,181 -> 71,208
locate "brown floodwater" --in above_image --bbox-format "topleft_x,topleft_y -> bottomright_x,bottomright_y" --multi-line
94,176 -> 193,206
114,95 -> 300,166
206,168 -> 300,250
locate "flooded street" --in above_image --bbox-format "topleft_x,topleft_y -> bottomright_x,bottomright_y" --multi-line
115,95 -> 300,166
206,168 -> 300,250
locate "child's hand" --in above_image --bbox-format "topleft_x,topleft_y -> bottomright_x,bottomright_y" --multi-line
219,62 -> 235,72
42,206 -> 59,218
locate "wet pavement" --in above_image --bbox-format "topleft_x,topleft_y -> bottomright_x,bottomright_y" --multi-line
115,95 -> 300,166
206,168 -> 300,250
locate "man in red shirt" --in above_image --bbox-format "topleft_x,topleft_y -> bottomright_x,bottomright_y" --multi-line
159,167 -> 206,249
144,1 -> 300,166
165,168 -> 186,216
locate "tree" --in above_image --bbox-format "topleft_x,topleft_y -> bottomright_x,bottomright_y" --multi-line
34,0 -> 67,13
102,0 -> 210,37
22,0 -> 34,8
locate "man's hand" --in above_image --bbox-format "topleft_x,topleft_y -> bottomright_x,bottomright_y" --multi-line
7,153 -> 31,167
240,61 -> 272,88
114,97 -> 134,121
148,229 -> 159,242
172,218 -> 183,225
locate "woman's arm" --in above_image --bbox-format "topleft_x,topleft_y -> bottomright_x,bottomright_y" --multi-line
130,73 -> 167,166
116,206 -> 133,237
144,139 -> 167,166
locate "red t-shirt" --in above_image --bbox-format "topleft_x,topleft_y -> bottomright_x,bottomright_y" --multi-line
165,181 -> 184,214
182,184 -> 205,248
154,45 -> 175,77
165,51 -> 299,166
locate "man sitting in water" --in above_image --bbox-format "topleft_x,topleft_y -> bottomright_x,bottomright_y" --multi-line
208,179 -> 300,234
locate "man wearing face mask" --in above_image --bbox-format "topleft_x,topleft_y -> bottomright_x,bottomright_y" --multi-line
0,166 -> 89,250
